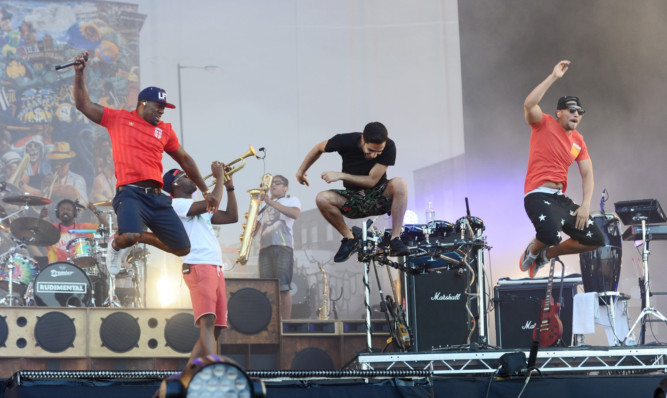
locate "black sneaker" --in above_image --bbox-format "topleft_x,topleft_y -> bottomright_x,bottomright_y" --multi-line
334,238 -> 360,263
389,237 -> 410,257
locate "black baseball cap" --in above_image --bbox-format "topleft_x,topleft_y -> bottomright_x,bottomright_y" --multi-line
138,87 -> 176,109
557,96 -> 582,110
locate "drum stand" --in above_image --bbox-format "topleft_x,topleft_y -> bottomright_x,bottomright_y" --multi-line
100,209 -> 121,308
624,217 -> 667,344
0,244 -> 26,307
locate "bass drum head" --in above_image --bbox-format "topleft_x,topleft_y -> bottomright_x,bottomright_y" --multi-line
34,262 -> 92,307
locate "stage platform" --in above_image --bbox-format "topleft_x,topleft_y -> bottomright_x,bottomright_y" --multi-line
2,345 -> 667,397
356,345 -> 667,375
1,368 -> 665,398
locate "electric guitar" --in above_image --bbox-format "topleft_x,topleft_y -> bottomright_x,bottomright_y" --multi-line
532,258 -> 563,347
385,295 -> 411,350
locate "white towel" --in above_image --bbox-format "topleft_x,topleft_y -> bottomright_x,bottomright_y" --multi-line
596,303 -> 631,345
572,292 -> 599,334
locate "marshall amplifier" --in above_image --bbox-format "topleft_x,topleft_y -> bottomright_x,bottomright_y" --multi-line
494,276 -> 581,349
405,266 -> 484,351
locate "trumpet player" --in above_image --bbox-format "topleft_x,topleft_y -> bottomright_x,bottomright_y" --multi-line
256,175 -> 301,320
163,161 -> 237,364
72,51 -> 216,274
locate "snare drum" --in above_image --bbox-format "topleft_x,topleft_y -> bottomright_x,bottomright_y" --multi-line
33,262 -> 92,307
579,212 -> 622,293
67,237 -> 96,268
0,254 -> 37,296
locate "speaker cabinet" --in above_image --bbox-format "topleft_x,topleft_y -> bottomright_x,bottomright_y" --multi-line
494,279 -> 580,348
219,279 -> 280,345
281,336 -> 340,370
88,308 -> 199,357
0,307 -> 87,357
405,266 -> 484,350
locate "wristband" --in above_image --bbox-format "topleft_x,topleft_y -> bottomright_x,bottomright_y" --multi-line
226,187 -> 235,192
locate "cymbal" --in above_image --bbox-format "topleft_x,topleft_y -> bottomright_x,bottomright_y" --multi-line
10,217 -> 60,246
92,200 -> 113,207
3,194 -> 51,206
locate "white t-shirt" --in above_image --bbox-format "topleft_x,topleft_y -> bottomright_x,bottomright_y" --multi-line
172,198 -> 222,265
259,195 -> 301,249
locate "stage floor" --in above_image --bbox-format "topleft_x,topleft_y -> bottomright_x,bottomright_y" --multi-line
3,345 -> 667,398
2,371 -> 665,398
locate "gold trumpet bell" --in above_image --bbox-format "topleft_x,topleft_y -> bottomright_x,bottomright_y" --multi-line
203,145 -> 259,187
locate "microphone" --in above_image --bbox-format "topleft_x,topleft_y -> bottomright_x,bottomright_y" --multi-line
54,54 -> 88,71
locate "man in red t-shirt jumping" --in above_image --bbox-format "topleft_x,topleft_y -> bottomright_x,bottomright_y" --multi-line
71,52 -> 219,274
519,60 -> 604,277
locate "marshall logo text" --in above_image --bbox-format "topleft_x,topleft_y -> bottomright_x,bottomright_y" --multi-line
430,292 -> 462,301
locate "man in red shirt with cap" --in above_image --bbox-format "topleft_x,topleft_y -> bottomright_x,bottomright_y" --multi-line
71,51 -> 218,274
519,60 -> 604,277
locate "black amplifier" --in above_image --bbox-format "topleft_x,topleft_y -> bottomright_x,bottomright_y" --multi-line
494,276 -> 581,349
405,265 -> 484,351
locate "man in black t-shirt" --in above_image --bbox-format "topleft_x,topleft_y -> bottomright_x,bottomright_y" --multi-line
296,122 -> 409,262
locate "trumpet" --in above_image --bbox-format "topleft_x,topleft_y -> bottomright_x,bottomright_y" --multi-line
204,145 -> 259,187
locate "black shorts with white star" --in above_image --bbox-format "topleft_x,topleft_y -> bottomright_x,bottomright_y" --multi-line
524,191 -> 605,247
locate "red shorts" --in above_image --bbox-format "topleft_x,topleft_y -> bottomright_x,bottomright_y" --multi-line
183,264 -> 228,328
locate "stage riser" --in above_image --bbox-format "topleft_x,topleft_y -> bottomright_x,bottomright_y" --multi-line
0,308 -> 198,359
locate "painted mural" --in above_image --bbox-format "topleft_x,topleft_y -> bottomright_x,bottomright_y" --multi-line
0,1 -> 145,204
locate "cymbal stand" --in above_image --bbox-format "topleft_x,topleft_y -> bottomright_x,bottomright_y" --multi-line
0,242 -> 26,306
101,209 -> 121,308
624,217 -> 667,343
0,202 -> 30,224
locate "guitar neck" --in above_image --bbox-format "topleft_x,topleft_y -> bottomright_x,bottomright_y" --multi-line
543,259 -> 555,312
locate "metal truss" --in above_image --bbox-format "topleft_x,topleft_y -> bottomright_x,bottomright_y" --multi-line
355,346 -> 667,375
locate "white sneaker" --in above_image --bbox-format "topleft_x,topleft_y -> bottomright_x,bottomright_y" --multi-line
519,240 -> 538,272
106,238 -> 129,275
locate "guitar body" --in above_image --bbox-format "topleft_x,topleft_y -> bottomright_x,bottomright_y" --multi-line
533,296 -> 564,347
532,259 -> 564,347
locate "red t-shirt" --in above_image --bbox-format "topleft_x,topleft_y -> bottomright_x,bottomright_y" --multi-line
100,108 -> 180,187
524,113 -> 589,194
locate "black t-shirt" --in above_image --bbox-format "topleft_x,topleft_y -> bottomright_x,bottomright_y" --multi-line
324,132 -> 396,191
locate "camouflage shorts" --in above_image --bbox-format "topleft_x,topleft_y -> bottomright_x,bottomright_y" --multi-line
333,181 -> 392,219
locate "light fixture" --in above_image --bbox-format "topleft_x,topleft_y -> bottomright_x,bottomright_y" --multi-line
158,355 -> 266,398
176,64 -> 222,147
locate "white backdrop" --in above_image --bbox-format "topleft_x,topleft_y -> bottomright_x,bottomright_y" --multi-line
132,0 -> 465,312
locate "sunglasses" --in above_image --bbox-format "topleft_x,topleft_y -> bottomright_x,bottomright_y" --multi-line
173,172 -> 187,185
568,107 -> 585,116
272,181 -> 285,186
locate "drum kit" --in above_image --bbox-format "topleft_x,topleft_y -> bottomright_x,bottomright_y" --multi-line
0,190 -> 145,308
358,216 -> 487,274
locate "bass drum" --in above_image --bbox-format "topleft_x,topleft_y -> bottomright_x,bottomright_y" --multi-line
33,262 -> 92,307
579,212 -> 622,293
